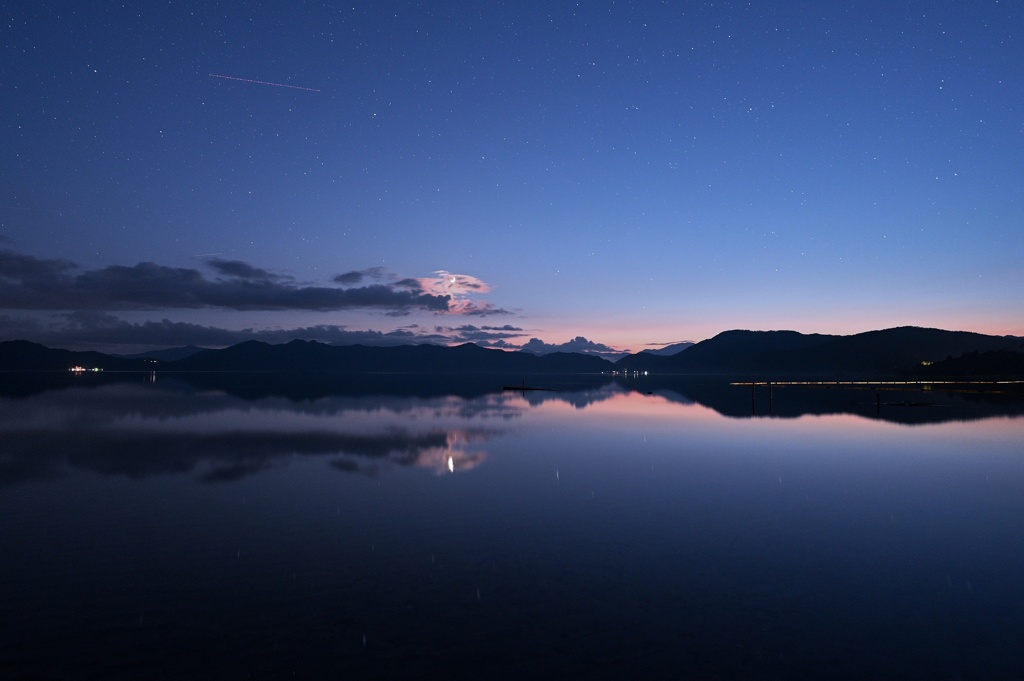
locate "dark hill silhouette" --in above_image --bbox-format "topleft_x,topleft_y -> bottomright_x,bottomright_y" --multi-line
672,329 -> 834,374
639,341 -> 695,357
790,327 -> 1024,376
912,349 -> 1024,378
117,345 -> 207,361
617,330 -> 834,373
169,339 -> 613,374
5,327 -> 1023,378
0,338 -> 613,374
616,327 -> 1023,378
0,340 -> 159,372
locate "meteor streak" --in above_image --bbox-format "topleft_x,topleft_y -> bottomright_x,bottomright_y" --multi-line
209,73 -> 320,92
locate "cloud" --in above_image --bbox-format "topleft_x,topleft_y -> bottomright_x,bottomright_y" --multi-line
207,259 -> 285,281
417,272 -> 492,296
0,249 -> 76,280
0,312 -> 406,349
644,340 -> 696,347
0,249 -> 523,351
0,313 -> 527,352
0,249 -> 452,313
0,310 -> 629,360
416,271 -> 512,316
332,266 -> 388,285
520,336 -> 629,360
441,324 -> 526,344
457,301 -> 514,316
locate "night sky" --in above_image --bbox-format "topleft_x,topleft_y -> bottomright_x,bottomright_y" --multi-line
2,1 -> 1022,355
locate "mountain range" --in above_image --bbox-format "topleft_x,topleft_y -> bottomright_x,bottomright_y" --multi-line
638,341 -> 696,356
2,326 -> 1023,378
615,327 -> 1024,378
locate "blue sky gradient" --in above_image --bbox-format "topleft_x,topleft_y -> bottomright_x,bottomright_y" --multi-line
2,1 -> 1022,352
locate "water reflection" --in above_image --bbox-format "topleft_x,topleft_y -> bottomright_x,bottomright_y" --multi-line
627,374 -> 1024,424
2,373 -> 1023,678
0,376 -> 639,487
7,370 -> 1024,423
0,380 -> 518,486
2,373 -> 1023,489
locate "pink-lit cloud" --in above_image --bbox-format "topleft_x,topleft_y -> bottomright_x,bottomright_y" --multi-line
417,270 -> 511,316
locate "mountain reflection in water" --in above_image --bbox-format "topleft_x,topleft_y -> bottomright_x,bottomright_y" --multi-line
1,373 -> 1023,679
2,372 -> 1024,487
0,379 -> 522,486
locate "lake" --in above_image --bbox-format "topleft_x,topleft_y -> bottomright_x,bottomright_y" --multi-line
2,373 -> 1023,679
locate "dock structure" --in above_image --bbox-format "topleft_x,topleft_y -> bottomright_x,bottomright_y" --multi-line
733,379 -> 1024,416
730,379 -> 1024,390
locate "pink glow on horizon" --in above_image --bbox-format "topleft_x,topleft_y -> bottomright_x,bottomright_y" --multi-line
527,313 -> 1024,353
524,390 -> 720,423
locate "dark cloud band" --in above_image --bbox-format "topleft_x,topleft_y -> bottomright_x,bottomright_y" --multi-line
0,250 -> 449,312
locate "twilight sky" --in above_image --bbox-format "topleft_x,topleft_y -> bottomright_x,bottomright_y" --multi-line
2,1 -> 1022,354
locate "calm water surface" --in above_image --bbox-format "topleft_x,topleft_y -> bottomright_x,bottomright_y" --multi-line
1,374 -> 1022,679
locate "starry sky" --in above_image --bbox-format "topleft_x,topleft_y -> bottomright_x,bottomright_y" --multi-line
2,1 -> 1022,355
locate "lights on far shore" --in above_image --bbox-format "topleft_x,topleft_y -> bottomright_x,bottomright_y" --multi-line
69,366 -> 103,372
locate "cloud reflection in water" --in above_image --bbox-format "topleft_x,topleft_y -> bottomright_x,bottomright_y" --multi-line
0,382 -> 522,486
